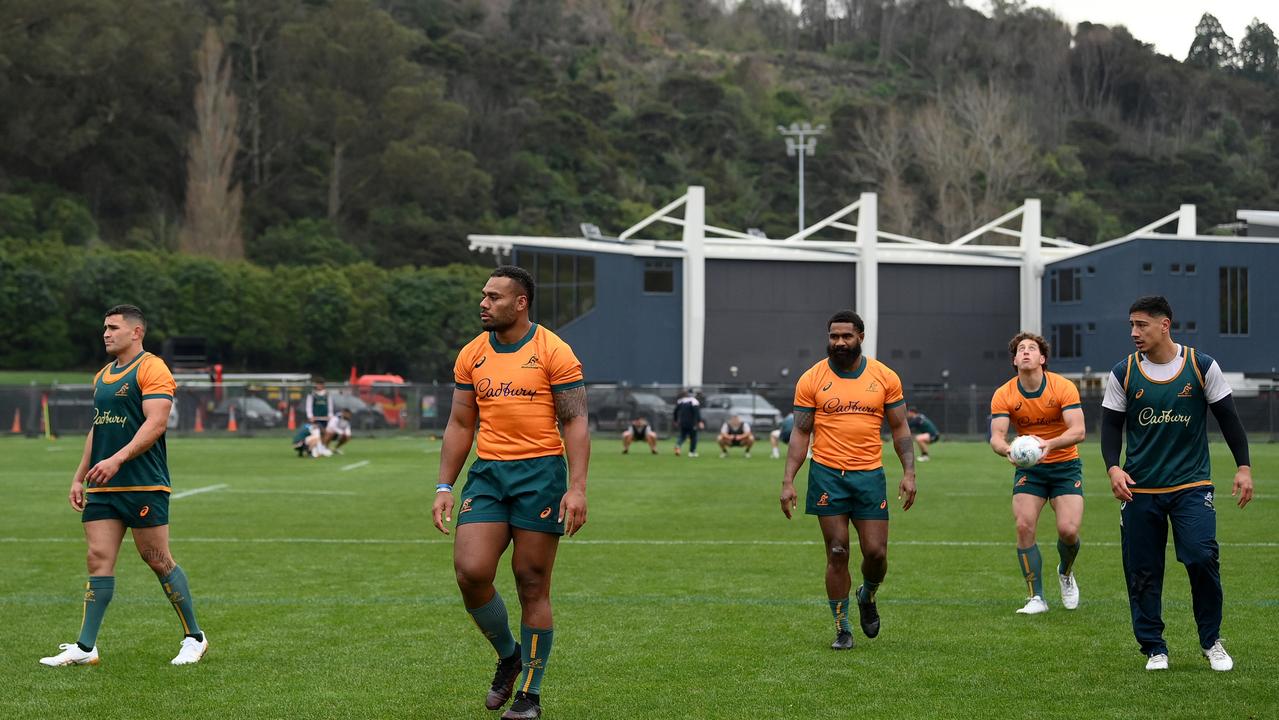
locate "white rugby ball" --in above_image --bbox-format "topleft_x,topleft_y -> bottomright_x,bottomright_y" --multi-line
1008,435 -> 1044,468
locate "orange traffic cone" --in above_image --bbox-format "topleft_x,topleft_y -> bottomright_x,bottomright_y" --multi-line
287,405 -> 296,430
9,408 -> 20,434
194,406 -> 204,433
227,404 -> 238,432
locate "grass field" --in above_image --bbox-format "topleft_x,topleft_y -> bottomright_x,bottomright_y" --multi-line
1,435 -> 1275,719
0,370 -> 97,385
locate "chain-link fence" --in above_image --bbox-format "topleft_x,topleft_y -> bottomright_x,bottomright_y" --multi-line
4,381 -> 1277,442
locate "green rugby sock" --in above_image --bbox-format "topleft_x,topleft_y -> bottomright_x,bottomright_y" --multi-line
467,592 -> 517,658
517,625 -> 553,696
159,566 -> 202,639
858,580 -> 881,603
829,598 -> 852,634
1017,544 -> 1044,597
1057,539 -> 1081,576
77,576 -> 115,650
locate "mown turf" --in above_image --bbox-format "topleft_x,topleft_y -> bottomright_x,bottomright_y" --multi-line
1,435 -> 1274,719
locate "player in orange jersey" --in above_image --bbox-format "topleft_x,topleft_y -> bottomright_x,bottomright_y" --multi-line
779,310 -> 916,651
432,266 -> 589,720
989,332 -> 1086,615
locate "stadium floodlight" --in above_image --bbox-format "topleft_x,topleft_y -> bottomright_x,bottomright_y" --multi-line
580,223 -> 604,241
777,121 -> 825,233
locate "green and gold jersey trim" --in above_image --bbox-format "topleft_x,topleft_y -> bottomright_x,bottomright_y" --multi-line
489,323 -> 538,353
826,356 -> 868,379
86,485 -> 172,494
551,379 -> 585,392
1131,479 -> 1213,494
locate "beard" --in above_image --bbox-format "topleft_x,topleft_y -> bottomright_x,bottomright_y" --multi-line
481,310 -> 514,332
827,341 -> 862,369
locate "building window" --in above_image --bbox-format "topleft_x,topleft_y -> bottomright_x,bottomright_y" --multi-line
643,259 -> 674,294
1086,266 -> 1096,276
1170,263 -> 1181,274
1185,263 -> 1197,275
1050,268 -> 1081,303
1141,262 -> 1153,274
1185,320 -> 1197,333
1220,267 -> 1248,335
1086,322 -> 1096,333
1051,324 -> 1082,359
517,251 -> 596,330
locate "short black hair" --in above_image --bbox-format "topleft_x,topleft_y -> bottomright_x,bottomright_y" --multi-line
104,304 -> 146,329
1129,295 -> 1173,321
491,265 -> 535,305
827,310 -> 865,333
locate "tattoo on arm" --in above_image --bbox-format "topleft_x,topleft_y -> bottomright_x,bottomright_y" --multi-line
794,410 -> 814,433
554,386 -> 588,424
894,435 -> 915,468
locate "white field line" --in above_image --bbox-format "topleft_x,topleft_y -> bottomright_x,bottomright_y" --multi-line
2,536 -> 1278,548
340,460 -> 370,471
229,488 -> 359,496
170,483 -> 230,500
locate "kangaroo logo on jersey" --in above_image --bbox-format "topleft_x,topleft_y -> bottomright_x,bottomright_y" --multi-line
1134,388 -> 1145,400
521,355 -> 540,369
865,380 -> 880,393
459,498 -> 473,514
1046,398 -> 1059,408
821,381 -> 833,392
816,492 -> 830,507
1016,476 -> 1028,486
1178,383 -> 1193,398
115,382 -> 131,397
1203,491 -> 1214,510
474,356 -> 487,369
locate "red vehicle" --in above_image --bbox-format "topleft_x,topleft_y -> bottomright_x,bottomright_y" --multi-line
354,374 -> 407,428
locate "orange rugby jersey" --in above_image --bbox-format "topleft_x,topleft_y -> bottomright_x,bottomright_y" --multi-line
990,371 -> 1082,464
453,323 -> 584,461
793,357 -> 905,471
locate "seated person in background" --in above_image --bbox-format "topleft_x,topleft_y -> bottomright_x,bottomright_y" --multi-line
292,423 -> 330,458
907,406 -> 940,462
324,409 -> 353,454
622,416 -> 658,454
770,413 -> 795,459
718,415 -> 754,458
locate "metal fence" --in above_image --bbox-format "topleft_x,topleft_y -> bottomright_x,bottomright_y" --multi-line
4,381 -> 1278,442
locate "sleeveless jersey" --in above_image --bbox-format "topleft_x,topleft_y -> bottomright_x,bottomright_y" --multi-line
793,356 -> 905,471
1114,346 -> 1213,492
990,371 -> 1082,465
88,351 -> 175,493
453,323 -> 584,461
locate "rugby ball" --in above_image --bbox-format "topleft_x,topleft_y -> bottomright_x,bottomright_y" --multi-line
1008,435 -> 1044,468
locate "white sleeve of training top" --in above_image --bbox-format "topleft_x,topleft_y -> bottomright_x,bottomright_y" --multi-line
742,422 -> 751,434
305,394 -> 315,419
720,422 -> 729,434
1102,372 -> 1127,413
1202,362 -> 1232,404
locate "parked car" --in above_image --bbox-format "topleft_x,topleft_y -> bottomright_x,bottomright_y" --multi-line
208,396 -> 284,429
699,392 -> 781,432
587,387 -> 671,432
327,392 -> 387,430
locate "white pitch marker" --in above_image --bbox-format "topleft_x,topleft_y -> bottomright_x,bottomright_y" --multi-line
340,460 -> 370,471
171,483 -> 230,500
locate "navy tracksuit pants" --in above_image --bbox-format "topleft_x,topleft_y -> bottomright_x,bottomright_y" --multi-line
1120,484 -> 1223,656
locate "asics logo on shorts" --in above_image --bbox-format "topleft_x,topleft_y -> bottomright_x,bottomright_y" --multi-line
879,500 -> 887,509
539,507 -> 552,519
1074,480 -> 1081,488
139,505 -> 150,518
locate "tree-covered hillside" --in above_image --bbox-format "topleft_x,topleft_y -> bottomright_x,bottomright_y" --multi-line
3,0 -> 1278,261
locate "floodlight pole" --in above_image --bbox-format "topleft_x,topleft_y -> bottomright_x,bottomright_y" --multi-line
777,121 -> 825,233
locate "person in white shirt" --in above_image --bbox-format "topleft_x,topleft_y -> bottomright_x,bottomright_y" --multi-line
323,409 -> 353,454
717,415 -> 754,458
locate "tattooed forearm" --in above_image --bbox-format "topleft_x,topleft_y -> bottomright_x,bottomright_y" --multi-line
894,434 -> 915,470
554,386 -> 588,423
794,410 -> 814,433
